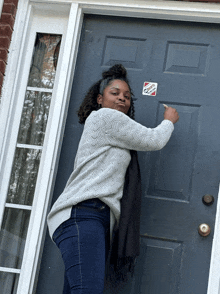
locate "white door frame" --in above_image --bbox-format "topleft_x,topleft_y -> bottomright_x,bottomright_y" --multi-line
1,1 -> 220,293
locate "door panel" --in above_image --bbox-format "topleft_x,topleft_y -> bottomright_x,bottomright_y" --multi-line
36,15 -> 220,294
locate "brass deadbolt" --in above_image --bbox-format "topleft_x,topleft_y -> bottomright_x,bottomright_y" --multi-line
202,194 -> 214,206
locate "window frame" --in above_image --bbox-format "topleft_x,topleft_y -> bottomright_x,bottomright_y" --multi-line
0,1 -> 220,293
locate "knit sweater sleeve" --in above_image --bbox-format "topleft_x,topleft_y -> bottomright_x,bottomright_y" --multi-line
91,108 -> 174,151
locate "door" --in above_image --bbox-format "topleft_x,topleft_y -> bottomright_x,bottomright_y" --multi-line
36,15 -> 220,294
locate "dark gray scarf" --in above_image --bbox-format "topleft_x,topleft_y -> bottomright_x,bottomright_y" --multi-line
106,150 -> 142,283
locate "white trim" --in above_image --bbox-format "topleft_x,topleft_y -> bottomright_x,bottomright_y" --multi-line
16,3 -> 83,294
0,0 -> 32,229
31,0 -> 220,23
0,2 -> 69,227
26,87 -> 53,93
0,2 -> 71,293
0,0 -> 3,17
0,267 -> 21,274
207,185 -> 220,294
16,144 -> 43,150
1,1 -> 220,294
5,203 -> 32,210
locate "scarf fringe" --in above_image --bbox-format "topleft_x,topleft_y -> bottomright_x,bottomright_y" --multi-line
106,256 -> 136,284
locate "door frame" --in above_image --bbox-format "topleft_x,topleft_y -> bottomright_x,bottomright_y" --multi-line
1,0 -> 220,293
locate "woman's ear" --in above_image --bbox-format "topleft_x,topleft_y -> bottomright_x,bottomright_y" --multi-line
97,94 -> 103,105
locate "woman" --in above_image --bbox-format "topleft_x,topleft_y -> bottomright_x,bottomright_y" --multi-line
47,64 -> 179,294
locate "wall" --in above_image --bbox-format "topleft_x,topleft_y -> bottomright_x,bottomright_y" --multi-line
0,0 -> 18,97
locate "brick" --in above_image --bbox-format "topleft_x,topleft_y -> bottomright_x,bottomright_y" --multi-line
0,24 -> 13,40
0,48 -> 8,60
0,36 -> 10,48
3,0 -> 18,8
0,71 -> 4,85
0,13 -> 15,27
2,4 -> 17,17
0,60 -> 7,74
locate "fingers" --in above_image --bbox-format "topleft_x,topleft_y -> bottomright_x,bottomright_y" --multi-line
163,104 -> 179,124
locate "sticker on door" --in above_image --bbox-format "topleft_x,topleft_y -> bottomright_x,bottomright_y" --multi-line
142,82 -> 158,96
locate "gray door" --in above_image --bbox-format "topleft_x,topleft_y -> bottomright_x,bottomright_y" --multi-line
36,15 -> 220,294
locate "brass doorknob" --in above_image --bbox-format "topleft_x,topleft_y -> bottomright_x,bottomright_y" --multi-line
198,223 -> 211,237
202,194 -> 214,206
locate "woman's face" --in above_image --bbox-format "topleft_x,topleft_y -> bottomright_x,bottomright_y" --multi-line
97,79 -> 131,114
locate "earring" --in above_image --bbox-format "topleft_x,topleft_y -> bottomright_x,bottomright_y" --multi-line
98,104 -> 102,109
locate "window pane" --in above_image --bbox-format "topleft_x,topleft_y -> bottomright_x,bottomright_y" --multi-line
0,208 -> 31,269
17,91 -> 52,146
27,33 -> 61,89
0,272 -> 19,294
7,148 -> 41,206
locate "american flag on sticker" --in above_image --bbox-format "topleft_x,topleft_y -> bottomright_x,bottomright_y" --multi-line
142,82 -> 158,96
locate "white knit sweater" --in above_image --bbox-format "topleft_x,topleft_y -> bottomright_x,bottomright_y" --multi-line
47,108 -> 174,238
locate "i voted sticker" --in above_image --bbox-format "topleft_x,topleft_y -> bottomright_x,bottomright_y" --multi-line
142,82 -> 158,96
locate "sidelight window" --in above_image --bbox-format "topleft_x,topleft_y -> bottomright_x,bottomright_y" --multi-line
0,33 -> 61,294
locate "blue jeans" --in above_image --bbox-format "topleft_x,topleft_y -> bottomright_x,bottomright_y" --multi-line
53,199 -> 110,294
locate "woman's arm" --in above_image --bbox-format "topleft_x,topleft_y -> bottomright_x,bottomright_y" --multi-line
92,108 -> 176,151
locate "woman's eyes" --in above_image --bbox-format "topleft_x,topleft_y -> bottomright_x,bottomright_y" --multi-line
111,92 -> 130,99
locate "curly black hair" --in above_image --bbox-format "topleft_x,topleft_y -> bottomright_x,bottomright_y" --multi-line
77,64 -> 135,124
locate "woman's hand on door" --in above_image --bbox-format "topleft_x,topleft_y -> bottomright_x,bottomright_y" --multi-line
163,105 -> 179,124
